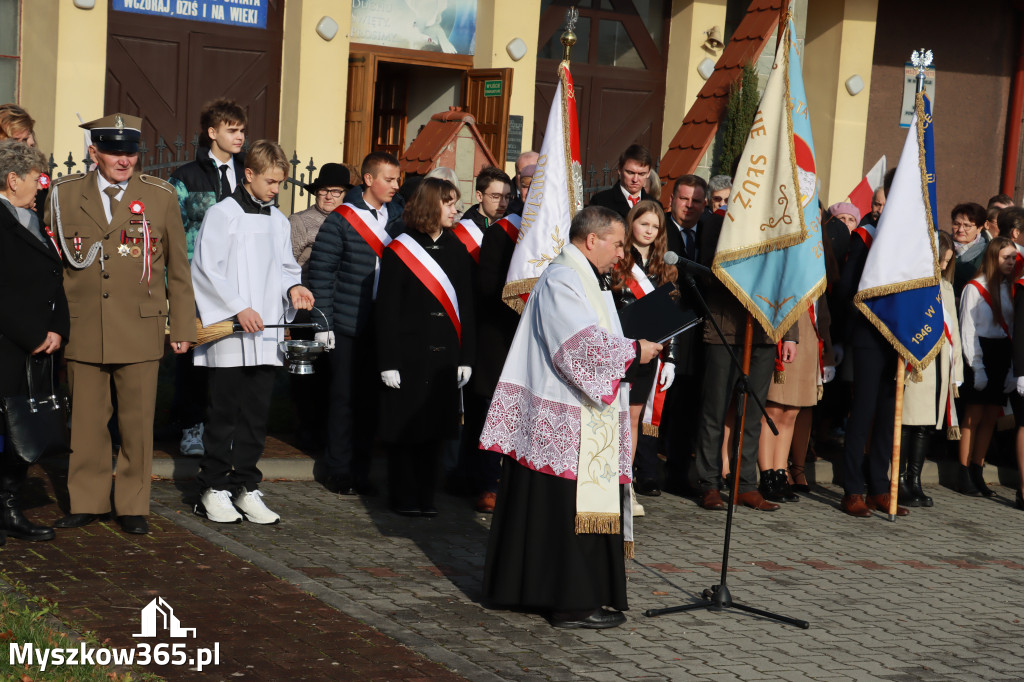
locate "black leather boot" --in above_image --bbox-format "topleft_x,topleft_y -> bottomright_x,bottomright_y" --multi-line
760,469 -> 783,502
958,464 -> 980,496
776,469 -> 799,502
905,426 -> 933,507
897,451 -> 913,506
969,463 -> 995,497
0,491 -> 55,542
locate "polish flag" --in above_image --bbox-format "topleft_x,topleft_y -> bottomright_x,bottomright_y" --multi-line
846,156 -> 886,222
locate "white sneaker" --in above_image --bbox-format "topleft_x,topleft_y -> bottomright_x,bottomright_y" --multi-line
631,484 -> 646,517
197,489 -> 242,523
179,424 -> 205,457
234,489 -> 280,525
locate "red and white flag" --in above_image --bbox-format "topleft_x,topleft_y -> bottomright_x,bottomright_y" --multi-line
501,60 -> 583,312
846,156 -> 886,223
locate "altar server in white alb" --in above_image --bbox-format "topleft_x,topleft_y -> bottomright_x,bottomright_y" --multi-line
191,140 -> 314,524
481,206 -> 662,630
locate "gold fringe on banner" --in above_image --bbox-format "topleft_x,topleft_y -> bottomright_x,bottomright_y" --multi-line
575,512 -> 619,535
624,541 -> 635,560
501,277 -> 539,313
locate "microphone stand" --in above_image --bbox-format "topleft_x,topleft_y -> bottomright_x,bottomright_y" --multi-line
644,265 -> 809,629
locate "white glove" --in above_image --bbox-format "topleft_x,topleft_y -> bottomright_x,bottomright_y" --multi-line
1005,370 -> 1017,394
822,365 -> 836,383
973,368 -> 988,392
1017,377 -> 1024,397
457,366 -> 472,389
314,331 -> 335,350
381,370 -> 401,389
658,362 -> 676,391
832,344 -> 844,366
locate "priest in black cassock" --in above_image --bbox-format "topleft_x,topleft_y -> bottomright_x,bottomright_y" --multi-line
480,206 -> 661,629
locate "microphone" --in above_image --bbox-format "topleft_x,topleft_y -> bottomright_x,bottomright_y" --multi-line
664,250 -> 712,276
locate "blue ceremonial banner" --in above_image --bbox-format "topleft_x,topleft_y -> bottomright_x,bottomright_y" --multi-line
711,18 -> 825,342
113,0 -> 268,30
854,92 -> 943,372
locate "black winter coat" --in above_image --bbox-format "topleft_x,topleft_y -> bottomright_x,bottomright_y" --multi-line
472,222 -> 520,396
376,229 -> 476,444
0,202 -> 68,399
308,186 -> 404,337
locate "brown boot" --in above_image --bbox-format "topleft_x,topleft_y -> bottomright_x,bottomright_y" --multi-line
866,493 -> 909,516
841,494 -> 872,517
734,490 -> 780,511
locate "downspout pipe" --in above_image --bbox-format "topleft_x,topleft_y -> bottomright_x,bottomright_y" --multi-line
1001,15 -> 1024,197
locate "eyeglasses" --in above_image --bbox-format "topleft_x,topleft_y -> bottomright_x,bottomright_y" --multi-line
484,192 -> 513,201
951,221 -> 976,230
317,188 -> 344,197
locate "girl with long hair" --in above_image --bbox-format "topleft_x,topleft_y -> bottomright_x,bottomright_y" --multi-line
609,200 -> 678,515
958,236 -> 1016,496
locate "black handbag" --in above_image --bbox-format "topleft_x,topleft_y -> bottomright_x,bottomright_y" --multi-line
0,355 -> 70,464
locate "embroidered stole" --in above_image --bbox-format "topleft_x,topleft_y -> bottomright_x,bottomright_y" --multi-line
388,234 -> 462,341
451,218 -> 483,262
553,247 -> 623,535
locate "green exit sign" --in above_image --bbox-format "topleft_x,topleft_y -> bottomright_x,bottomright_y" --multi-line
484,80 -> 503,97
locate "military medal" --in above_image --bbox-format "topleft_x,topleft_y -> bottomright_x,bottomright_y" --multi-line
73,236 -> 83,263
118,243 -> 130,257
129,245 -> 142,258
129,200 -> 153,292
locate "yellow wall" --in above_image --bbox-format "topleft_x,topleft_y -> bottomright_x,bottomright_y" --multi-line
804,0 -> 879,204
661,0 -> 728,159
20,1 -> 107,162
278,1 -> 351,169
474,0 -> 541,174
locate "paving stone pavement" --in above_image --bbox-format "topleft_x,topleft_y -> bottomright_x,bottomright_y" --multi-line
143,476 -> 1024,681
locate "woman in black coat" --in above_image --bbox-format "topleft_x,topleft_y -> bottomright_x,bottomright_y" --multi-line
0,140 -> 68,544
376,178 -> 475,516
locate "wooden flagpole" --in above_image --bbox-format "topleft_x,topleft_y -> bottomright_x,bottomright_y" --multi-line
888,361 -> 905,520
729,315 -> 755,508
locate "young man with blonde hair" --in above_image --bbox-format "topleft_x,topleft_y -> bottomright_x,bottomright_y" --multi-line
191,140 -> 314,524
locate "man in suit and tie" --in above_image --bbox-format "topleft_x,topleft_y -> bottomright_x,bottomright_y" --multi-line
587,145 -> 656,219
47,114 -> 196,535
656,175 -> 710,496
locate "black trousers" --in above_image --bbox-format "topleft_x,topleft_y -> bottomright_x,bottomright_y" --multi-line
843,331 -> 897,495
324,332 -> 377,481
386,439 -> 441,510
198,366 -> 275,493
695,344 -> 775,493
171,349 -> 208,428
460,390 -> 501,494
660,372 -> 702,487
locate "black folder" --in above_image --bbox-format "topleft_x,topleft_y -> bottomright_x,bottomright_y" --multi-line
618,283 -> 703,344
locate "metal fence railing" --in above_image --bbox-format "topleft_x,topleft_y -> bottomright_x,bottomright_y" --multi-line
48,134 -> 320,215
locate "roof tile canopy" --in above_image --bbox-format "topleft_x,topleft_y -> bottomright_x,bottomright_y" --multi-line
658,0 -> 784,206
400,108 -> 499,176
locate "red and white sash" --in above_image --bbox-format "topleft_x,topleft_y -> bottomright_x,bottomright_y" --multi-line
852,224 -> 876,249
627,264 -> 668,436
967,279 -> 1011,338
451,218 -> 484,262
388,233 -> 462,341
336,203 -> 392,258
495,214 -> 522,243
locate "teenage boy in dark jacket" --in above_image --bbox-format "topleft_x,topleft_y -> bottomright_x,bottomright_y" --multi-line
167,98 -> 247,458
308,152 -> 404,495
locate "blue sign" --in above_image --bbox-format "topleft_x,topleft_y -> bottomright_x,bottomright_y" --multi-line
113,0 -> 268,30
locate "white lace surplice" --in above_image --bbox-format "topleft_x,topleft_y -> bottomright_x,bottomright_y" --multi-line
479,244 -> 635,483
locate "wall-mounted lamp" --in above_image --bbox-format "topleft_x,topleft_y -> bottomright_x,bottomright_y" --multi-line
697,58 -> 716,80
316,16 -> 339,41
73,0 -> 95,8
506,38 -> 528,62
845,74 -> 865,96
703,26 -> 724,52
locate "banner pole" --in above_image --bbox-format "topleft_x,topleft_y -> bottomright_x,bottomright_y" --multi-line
888,360 -> 906,520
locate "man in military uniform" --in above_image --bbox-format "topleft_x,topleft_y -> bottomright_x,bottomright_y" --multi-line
46,114 -> 196,535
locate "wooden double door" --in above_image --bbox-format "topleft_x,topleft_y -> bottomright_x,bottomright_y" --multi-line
104,1 -> 284,169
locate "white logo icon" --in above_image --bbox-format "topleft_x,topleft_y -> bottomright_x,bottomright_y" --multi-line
133,597 -> 197,638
